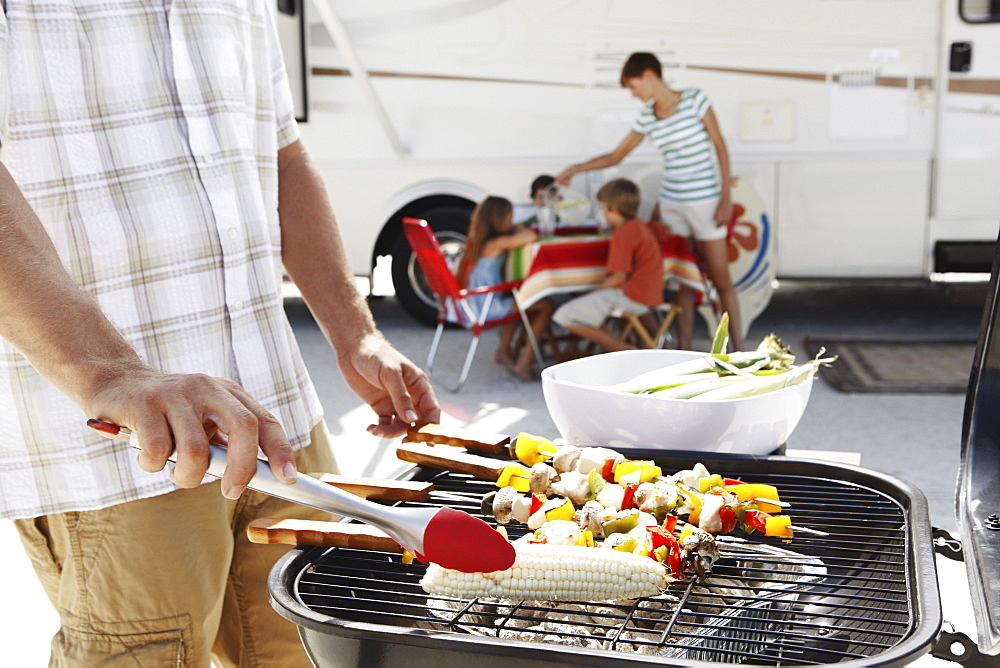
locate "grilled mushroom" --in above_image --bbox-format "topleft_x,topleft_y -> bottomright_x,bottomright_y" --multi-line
551,444 -> 581,473
529,462 -> 556,494
480,490 -> 497,516
492,486 -> 522,524
575,500 -> 605,535
679,525 -> 721,579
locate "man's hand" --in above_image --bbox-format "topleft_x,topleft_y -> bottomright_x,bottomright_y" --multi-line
336,333 -> 440,438
87,367 -> 297,499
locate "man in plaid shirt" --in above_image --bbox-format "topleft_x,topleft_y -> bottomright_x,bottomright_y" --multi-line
0,1 -> 439,664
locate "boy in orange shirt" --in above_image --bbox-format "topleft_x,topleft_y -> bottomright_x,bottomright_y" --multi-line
552,178 -> 664,352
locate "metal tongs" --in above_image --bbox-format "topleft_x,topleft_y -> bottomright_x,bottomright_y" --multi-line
87,419 -> 515,573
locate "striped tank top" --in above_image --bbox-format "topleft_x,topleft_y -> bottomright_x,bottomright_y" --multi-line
631,87 -> 720,202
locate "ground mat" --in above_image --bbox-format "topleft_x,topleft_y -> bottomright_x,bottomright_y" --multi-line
802,337 -> 977,393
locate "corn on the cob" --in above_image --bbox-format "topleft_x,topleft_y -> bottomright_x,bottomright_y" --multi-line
420,543 -> 670,601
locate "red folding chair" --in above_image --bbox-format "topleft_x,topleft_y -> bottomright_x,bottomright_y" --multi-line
402,218 -> 542,392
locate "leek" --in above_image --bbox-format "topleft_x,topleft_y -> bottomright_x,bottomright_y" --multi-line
649,375 -> 745,399
692,359 -> 826,401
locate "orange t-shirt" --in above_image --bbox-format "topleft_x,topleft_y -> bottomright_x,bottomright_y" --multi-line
607,218 -> 664,307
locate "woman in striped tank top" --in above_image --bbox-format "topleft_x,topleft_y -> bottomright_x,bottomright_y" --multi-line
556,52 -> 743,351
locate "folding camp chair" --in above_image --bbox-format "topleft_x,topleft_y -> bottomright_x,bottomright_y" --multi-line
402,217 -> 542,392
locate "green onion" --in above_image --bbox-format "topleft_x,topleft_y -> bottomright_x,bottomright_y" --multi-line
691,359 -> 824,401
710,312 -> 730,355
609,351 -> 776,394
649,375 -> 745,399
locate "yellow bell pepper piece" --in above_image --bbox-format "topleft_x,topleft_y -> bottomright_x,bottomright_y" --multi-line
513,432 -> 558,466
765,515 -> 794,541
401,550 -> 415,565
613,460 -> 662,484
544,497 -> 575,522
632,537 -> 652,558
678,523 -> 694,543
496,464 -> 532,492
731,483 -> 782,513
611,536 -> 638,552
678,486 -> 703,513
576,529 -> 595,548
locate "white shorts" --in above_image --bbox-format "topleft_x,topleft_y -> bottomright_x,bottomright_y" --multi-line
659,196 -> 725,242
553,288 -> 651,329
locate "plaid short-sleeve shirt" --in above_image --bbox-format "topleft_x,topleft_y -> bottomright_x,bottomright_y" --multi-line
0,0 -> 323,519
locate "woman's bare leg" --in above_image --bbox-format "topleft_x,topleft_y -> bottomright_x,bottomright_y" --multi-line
673,285 -> 696,350
696,238 -> 744,351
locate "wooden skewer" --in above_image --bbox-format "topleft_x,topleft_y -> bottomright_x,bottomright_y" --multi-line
404,423 -> 510,456
396,442 -> 510,480
756,497 -> 790,508
248,518 -> 403,551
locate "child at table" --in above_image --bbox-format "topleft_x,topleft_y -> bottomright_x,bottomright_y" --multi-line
456,196 -> 554,380
552,178 -> 664,352
512,174 -> 557,224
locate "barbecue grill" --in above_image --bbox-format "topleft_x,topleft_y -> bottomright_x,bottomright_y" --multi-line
270,455 -> 941,666
269,234 -> 1000,666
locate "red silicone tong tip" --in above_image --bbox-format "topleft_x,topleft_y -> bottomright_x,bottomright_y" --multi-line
87,419 -> 122,435
420,506 -> 515,573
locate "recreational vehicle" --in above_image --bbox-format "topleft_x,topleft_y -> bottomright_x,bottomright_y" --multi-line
275,0 -> 1000,329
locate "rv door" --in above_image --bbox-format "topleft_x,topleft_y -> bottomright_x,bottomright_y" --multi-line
931,0 -> 1000,275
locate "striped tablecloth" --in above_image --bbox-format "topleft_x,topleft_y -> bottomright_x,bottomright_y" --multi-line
507,234 -> 706,309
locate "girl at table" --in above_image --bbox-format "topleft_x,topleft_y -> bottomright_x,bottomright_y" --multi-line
556,51 -> 743,351
456,196 -> 554,380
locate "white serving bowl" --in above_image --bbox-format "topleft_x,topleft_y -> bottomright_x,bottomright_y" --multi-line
541,349 -> 813,455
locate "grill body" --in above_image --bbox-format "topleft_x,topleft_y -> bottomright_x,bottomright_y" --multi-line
268,452 -> 941,667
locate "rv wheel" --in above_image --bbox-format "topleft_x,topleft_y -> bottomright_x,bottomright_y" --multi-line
391,206 -> 471,326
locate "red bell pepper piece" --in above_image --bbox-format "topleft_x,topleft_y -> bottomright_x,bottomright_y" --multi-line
662,515 -> 677,534
744,508 -> 770,533
601,457 -> 617,483
647,526 -> 674,550
723,478 -> 745,486
668,547 -> 682,579
621,482 -> 640,510
647,526 -> 683,578
719,506 -> 737,534
529,493 -> 546,516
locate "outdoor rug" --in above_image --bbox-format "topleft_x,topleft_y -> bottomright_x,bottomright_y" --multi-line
802,337 -> 977,394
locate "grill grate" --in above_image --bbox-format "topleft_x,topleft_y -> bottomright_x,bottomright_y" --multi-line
291,463 -> 919,666
288,469 -> 914,665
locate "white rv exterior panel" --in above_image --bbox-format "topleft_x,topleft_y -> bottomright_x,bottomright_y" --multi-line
776,159 -> 931,277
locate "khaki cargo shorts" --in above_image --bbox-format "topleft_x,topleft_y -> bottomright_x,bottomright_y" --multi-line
14,421 -> 338,668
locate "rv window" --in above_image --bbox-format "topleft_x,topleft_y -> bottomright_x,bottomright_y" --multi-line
960,0 -> 1000,23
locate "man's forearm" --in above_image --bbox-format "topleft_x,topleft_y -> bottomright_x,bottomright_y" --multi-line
0,163 -> 147,409
277,141 -> 378,355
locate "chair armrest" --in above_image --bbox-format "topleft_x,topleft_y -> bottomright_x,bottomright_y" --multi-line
463,280 -> 523,296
